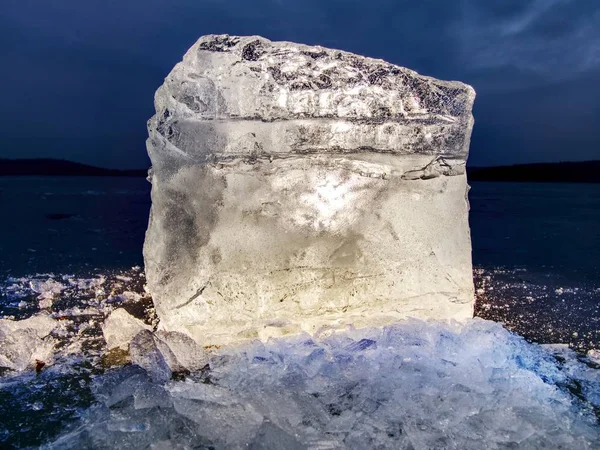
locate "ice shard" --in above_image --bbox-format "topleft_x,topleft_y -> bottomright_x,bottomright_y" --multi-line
144,35 -> 476,346
0,315 -> 56,372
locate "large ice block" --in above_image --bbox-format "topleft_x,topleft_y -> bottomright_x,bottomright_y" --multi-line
144,35 -> 476,346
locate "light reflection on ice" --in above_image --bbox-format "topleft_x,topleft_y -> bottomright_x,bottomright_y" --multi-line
300,173 -> 355,230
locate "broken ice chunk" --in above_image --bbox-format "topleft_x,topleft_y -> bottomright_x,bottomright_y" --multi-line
102,308 -> 152,350
169,382 -> 264,446
133,383 -> 172,410
0,314 -> 57,372
129,330 -> 171,383
588,349 -> 600,364
29,278 -> 65,300
154,330 -> 208,373
249,421 -> 305,450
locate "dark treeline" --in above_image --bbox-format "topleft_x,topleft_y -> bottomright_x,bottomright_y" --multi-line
0,159 -> 147,177
467,161 -> 600,183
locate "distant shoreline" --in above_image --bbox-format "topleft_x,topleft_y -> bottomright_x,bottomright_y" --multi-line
0,159 -> 147,177
467,160 -> 600,184
1,158 -> 599,183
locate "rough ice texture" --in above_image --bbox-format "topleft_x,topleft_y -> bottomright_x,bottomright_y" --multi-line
129,329 -> 208,382
153,330 -> 208,372
102,308 -> 152,350
144,35 -> 476,346
49,320 -> 600,449
0,315 -> 56,372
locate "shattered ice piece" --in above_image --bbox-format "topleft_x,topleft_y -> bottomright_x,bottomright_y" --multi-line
129,330 -> 171,383
154,330 -> 208,373
102,308 -> 152,350
169,382 -> 264,446
91,364 -> 149,408
248,420 -> 304,450
0,314 -> 57,339
588,349 -> 600,365
133,382 -> 172,410
127,330 -> 208,382
107,291 -> 142,304
66,276 -> 106,290
38,297 -> 53,309
168,381 -> 238,406
31,401 -> 43,411
60,306 -> 102,317
29,278 -> 65,300
0,314 -> 57,372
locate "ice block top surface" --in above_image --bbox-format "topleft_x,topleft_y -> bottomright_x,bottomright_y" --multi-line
155,35 -> 475,124
150,35 -> 475,160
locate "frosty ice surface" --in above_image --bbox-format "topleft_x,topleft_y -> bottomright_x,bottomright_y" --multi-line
144,35 -> 476,346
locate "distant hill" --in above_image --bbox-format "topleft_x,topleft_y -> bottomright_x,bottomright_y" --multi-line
0,159 -> 147,177
468,161 -> 600,183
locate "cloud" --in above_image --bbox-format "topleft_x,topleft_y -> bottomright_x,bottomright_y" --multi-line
1,0 -> 599,166
5,0 -> 597,89
455,0 -> 600,89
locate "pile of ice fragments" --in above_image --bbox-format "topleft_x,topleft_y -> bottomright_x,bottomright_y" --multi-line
52,319 -> 599,449
0,269 -> 153,374
1,275 -> 599,447
0,314 -> 57,372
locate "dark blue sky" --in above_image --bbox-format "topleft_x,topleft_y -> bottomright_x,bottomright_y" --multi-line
1,0 -> 599,169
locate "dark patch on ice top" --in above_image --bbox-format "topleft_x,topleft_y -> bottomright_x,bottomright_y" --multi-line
241,40 -> 265,62
196,35 -> 240,52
